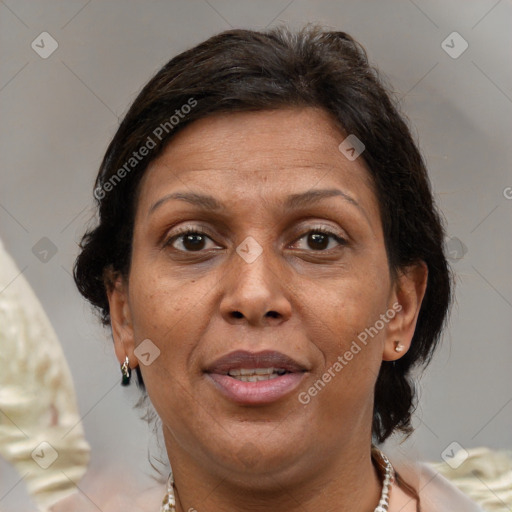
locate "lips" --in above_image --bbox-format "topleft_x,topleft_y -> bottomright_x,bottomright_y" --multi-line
204,350 -> 308,405
205,350 -> 307,374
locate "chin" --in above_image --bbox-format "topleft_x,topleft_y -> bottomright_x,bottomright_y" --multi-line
203,426 -> 309,477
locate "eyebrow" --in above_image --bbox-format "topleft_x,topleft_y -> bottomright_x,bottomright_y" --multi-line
148,188 -> 367,220
149,191 -> 225,215
284,188 -> 360,210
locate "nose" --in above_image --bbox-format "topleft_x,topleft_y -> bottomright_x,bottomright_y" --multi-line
219,241 -> 292,327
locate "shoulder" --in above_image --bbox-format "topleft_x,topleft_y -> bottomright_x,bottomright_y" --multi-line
389,453 -> 486,512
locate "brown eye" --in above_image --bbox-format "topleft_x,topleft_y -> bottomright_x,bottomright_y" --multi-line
294,228 -> 347,251
165,227 -> 218,252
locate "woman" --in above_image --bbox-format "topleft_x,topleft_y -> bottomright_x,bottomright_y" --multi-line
72,24 -> 484,511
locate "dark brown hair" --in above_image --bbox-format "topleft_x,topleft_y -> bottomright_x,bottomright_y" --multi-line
74,24 -> 452,447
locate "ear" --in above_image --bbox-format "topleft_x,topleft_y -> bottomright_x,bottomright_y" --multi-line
382,261 -> 428,361
105,268 -> 138,371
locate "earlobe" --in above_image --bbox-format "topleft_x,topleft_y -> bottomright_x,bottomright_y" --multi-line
382,261 -> 428,361
105,271 -> 137,369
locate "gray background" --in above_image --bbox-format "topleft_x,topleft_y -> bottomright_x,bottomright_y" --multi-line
1,0 -> 511,510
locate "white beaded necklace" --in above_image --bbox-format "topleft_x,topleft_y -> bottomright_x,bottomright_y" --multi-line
160,449 -> 395,512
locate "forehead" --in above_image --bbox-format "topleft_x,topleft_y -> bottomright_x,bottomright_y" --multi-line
138,107 -> 377,217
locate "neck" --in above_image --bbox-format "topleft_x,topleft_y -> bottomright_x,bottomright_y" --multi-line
165,433 -> 383,512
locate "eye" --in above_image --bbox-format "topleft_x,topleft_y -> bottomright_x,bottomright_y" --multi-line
164,227 -> 219,252
292,227 -> 347,251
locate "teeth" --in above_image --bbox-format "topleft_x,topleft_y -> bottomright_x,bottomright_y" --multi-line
254,368 -> 274,375
232,373 -> 281,382
227,368 -> 287,381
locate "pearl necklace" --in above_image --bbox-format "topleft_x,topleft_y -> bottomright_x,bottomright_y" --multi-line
160,449 -> 395,512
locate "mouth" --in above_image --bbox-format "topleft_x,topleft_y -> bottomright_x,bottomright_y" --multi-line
204,350 -> 308,405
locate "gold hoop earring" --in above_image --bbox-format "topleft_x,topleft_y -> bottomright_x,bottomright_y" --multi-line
121,356 -> 131,386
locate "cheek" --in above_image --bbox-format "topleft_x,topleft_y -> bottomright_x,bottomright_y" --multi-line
128,256 -> 207,337
127,270 -> 207,387
304,288 -> 385,430
310,267 -> 390,351
303,263 -> 390,409
127,272 -> 221,439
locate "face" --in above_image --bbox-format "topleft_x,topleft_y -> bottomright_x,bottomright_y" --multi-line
108,107 -> 426,485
